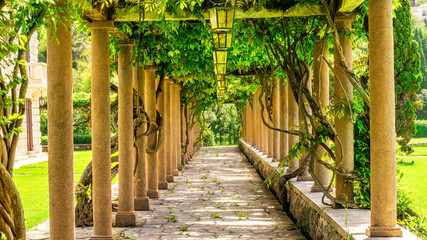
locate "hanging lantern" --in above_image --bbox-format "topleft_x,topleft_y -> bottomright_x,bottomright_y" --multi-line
212,31 -> 233,50
217,87 -> 226,97
209,7 -> 236,32
213,50 -> 228,75
216,75 -> 228,90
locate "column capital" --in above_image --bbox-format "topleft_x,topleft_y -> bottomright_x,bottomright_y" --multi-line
87,20 -> 114,30
334,14 -> 355,28
118,39 -> 135,47
144,65 -> 158,72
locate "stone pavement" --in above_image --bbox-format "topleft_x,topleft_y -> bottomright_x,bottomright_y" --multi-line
26,146 -> 306,239
14,154 -> 48,169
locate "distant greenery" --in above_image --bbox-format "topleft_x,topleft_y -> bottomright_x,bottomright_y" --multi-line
415,120 -> 427,137
41,134 -> 91,145
200,104 -> 242,146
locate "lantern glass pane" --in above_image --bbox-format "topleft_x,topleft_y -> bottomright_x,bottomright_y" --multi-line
226,33 -> 232,48
215,64 -> 226,75
212,32 -> 232,50
217,9 -> 227,29
217,79 -> 227,89
209,8 -> 218,29
226,8 -> 235,29
213,51 -> 227,64
212,33 -> 220,49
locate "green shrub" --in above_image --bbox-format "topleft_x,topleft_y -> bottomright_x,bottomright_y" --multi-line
40,135 -> 91,145
415,120 -> 427,138
73,134 -> 91,144
41,136 -> 48,145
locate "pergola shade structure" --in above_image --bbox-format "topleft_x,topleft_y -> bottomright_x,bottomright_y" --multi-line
43,0 -> 404,239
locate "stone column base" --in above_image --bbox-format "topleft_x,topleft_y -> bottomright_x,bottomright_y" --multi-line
311,184 -> 333,192
366,226 -> 402,237
286,167 -> 298,173
272,158 -> 280,162
134,197 -> 150,211
159,181 -> 168,189
89,235 -> 114,240
166,175 -> 174,182
147,189 -> 159,198
115,211 -> 136,227
177,165 -> 182,171
172,170 -> 179,176
297,174 -> 313,181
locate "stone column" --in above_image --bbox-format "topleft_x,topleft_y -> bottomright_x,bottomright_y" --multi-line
262,100 -> 268,155
334,16 -> 354,204
164,79 -> 174,182
287,83 -> 298,173
242,108 -> 246,139
311,37 -> 332,192
47,2 -> 74,238
273,80 -> 280,161
134,66 -> 150,211
297,77 -> 313,181
252,94 -> 257,148
181,105 -> 188,163
176,86 -> 182,170
254,90 -> 260,151
366,0 -> 403,237
87,20 -> 114,240
247,101 -> 252,145
157,79 -> 168,190
268,114 -> 273,157
181,105 -> 187,163
256,90 -> 262,151
170,83 -> 179,176
280,81 -> 288,161
145,66 -> 159,199
116,41 -> 136,226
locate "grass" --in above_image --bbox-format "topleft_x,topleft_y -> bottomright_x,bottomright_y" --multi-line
405,146 -> 427,156
409,138 -> 427,144
13,151 -> 92,230
397,156 -> 427,215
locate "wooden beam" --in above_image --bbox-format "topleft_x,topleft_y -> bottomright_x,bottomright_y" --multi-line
83,2 -> 109,21
110,0 -> 363,22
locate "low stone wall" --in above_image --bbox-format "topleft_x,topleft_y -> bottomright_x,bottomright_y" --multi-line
42,144 -> 92,152
238,139 -> 416,240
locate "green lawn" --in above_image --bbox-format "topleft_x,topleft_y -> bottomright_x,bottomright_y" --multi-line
409,138 -> 427,144
408,146 -> 427,156
398,155 -> 427,215
13,151 -> 92,230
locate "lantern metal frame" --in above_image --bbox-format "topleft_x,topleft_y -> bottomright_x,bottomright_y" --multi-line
208,7 -> 236,32
212,31 -> 233,50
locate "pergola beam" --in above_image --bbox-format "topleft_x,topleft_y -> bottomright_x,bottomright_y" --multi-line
84,0 -> 364,22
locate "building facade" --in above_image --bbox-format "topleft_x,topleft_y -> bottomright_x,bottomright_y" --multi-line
15,33 -> 47,160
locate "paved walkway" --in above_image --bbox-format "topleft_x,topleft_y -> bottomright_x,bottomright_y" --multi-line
26,146 -> 306,239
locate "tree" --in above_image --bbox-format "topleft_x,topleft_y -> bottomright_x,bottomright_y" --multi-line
414,27 -> 427,89
394,0 -> 423,154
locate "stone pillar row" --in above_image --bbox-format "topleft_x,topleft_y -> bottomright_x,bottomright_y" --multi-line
47,17 -> 202,238
240,5 -> 401,238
